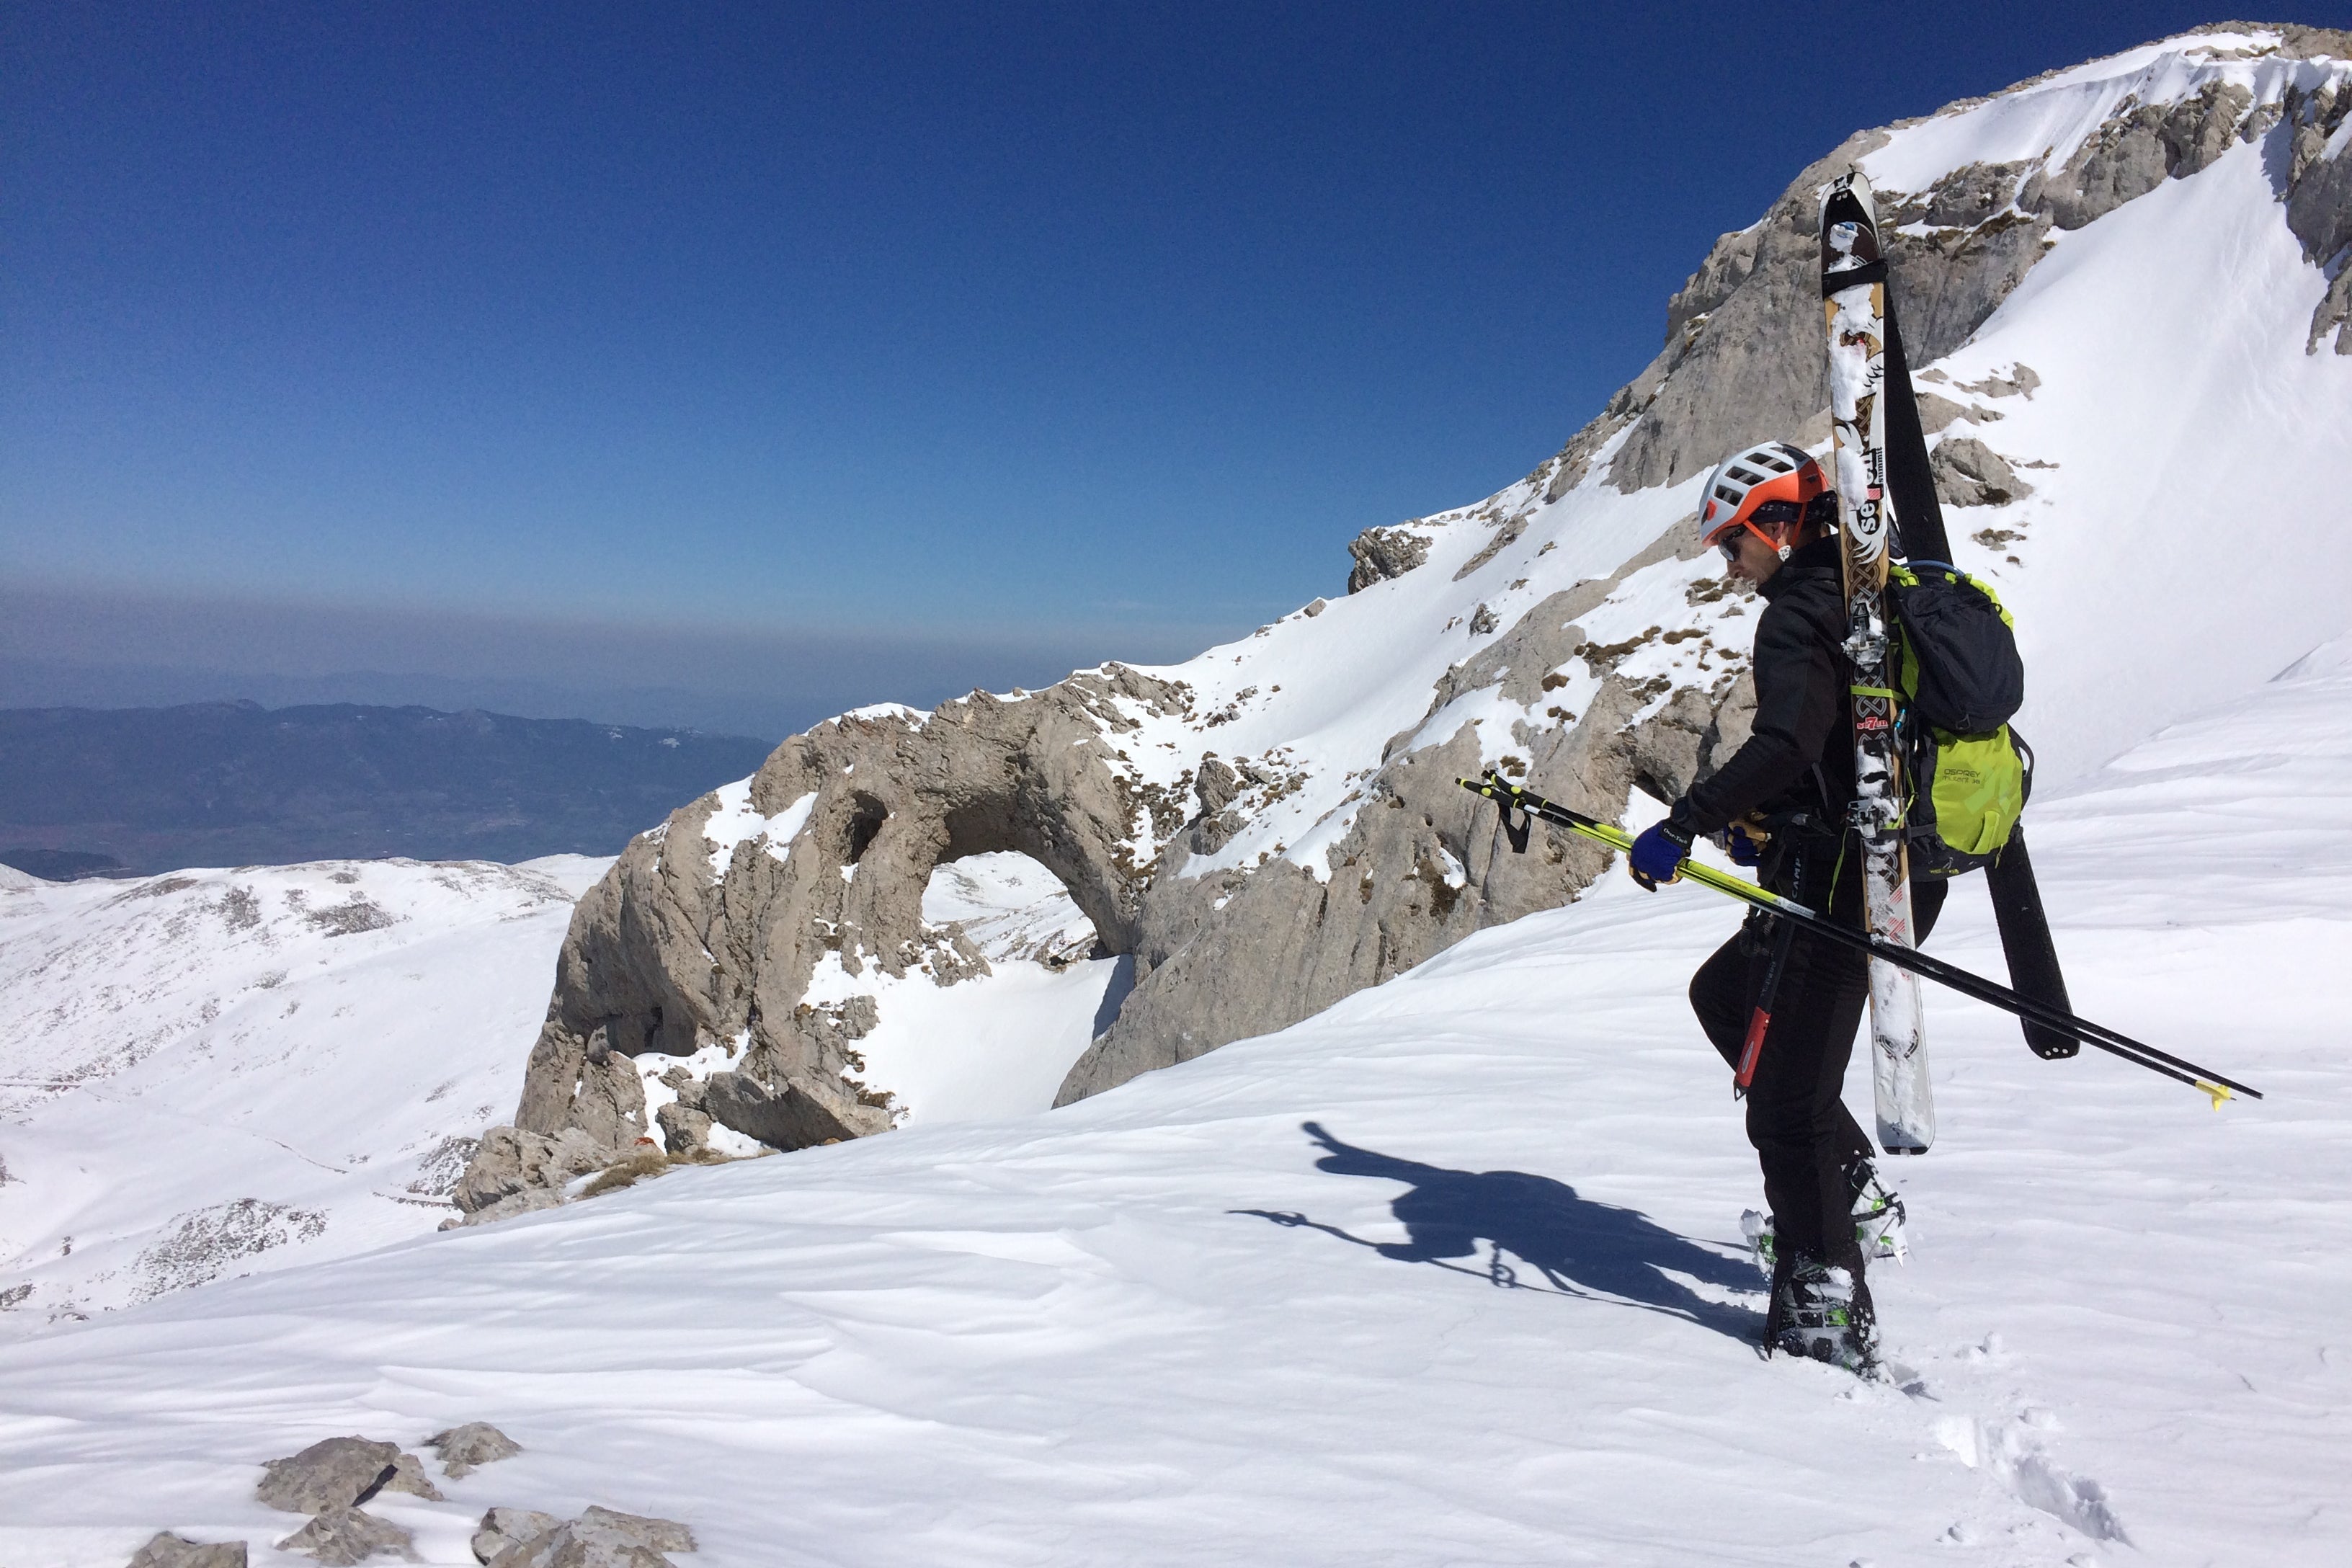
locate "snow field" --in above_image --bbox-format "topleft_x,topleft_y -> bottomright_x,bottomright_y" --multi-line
0,855 -> 610,1328
1,646 -> 2346,1565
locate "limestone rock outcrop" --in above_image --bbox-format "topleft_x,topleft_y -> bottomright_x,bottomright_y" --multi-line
455,667 -> 1199,1218
1595,63 -> 2293,496
1347,525 -> 1433,591
1058,522 -> 1750,1102
2279,78 -> 2352,352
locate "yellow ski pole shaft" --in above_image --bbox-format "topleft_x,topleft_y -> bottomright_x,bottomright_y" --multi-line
1457,773 -> 2259,1105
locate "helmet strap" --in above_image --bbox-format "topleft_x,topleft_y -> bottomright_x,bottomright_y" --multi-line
1743,519 -> 1793,561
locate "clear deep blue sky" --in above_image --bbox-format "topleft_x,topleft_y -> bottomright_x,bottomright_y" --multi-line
2,2 -> 2317,736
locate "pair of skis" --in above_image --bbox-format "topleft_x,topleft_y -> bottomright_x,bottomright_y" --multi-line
1820,172 -> 2075,1153
1457,773 -> 2259,1108
1820,173 -> 1931,1152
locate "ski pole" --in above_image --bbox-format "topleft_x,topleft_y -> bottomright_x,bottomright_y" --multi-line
1469,772 -> 2241,1100
1465,770 -> 2255,1102
1458,772 -> 2261,1105
1465,771 -> 2254,1101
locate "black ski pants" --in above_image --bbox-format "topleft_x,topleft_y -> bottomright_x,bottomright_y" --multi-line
1688,843 -> 1945,1273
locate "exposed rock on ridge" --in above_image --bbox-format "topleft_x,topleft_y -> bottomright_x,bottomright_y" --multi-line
1586,53 -> 2338,493
2278,77 -> 2352,352
1056,521 -> 1755,1102
1347,525 -> 1433,591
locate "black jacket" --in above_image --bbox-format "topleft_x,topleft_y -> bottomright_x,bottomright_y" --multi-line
1672,535 -> 1855,837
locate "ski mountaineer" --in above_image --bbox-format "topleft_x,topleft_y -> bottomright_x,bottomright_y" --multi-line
1621,440 -> 1944,1373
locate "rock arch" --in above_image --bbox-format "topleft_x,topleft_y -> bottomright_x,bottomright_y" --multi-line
454,669 -> 1194,1221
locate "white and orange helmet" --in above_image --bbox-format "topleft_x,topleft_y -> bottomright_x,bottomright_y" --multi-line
1700,441 -> 1835,560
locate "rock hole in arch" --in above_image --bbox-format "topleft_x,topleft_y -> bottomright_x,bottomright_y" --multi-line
840,850 -> 1135,1126
844,793 -> 888,865
922,850 -> 1106,971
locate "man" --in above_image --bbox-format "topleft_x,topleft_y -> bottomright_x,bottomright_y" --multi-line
1621,440 -> 1945,1373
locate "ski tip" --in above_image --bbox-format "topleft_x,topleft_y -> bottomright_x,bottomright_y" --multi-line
1826,166 -> 1874,200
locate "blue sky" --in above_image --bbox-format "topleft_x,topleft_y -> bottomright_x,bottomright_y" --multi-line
1,1 -> 2309,735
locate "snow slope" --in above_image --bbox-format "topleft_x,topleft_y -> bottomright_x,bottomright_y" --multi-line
0,855 -> 610,1328
1,637 -> 2346,1567
4,24 -> 2351,1567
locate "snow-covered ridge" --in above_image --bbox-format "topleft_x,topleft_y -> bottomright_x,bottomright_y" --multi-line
468,27 -> 2352,1203
932,27 -> 2352,878
1877,24 -> 2340,182
1084,24 -> 2352,878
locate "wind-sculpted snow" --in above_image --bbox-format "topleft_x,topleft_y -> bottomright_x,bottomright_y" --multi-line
461,27 -> 2352,1209
4,638 -> 2350,1564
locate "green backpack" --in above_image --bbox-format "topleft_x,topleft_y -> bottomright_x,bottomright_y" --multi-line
1886,561 -> 2030,878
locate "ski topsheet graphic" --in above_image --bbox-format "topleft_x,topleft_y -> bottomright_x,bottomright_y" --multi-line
1820,171 -> 1934,1155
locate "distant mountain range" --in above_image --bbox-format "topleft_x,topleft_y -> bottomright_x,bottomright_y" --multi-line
0,701 -> 777,876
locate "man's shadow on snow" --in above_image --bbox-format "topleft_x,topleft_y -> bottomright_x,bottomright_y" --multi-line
1235,1121 -> 1762,1340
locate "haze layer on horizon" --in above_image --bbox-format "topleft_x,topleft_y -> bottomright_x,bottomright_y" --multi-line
2,1 -> 2268,734
0,582 -> 1228,741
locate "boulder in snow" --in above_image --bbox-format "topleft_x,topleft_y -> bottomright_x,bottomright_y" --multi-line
654,1100 -> 712,1157
271,1506 -> 417,1565
483,1506 -> 695,1568
576,1508 -> 695,1554
1930,437 -> 2035,508
257,1438 -> 401,1514
426,1422 -> 522,1478
453,1127 -> 611,1222
125,1533 -> 246,1568
1345,526 -> 1430,591
471,1507 -> 559,1564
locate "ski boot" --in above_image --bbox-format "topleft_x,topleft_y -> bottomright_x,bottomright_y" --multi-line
1765,1250 -> 1879,1376
1848,1159 -> 1908,1264
1740,1209 -> 1776,1280
1742,1172 -> 1906,1282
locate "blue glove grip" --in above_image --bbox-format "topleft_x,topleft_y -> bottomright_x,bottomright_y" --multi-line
1627,821 -> 1693,891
